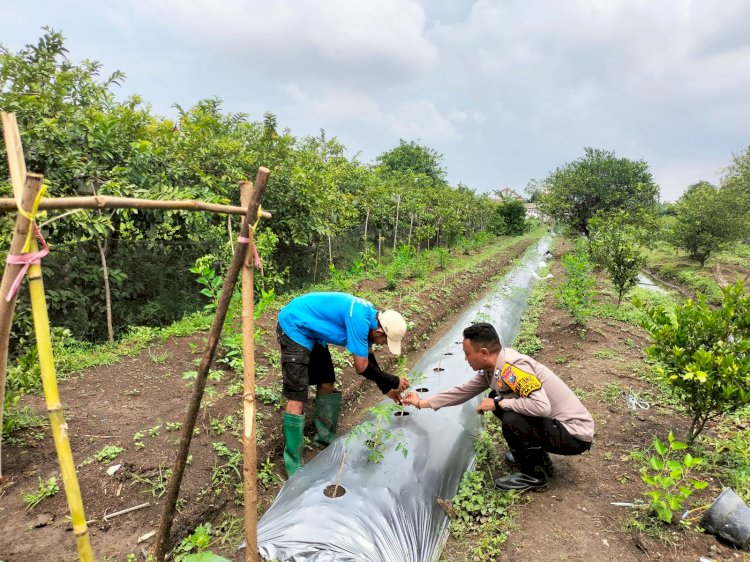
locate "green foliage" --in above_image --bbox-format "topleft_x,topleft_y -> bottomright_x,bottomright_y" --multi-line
513,273 -> 549,355
711,427 -> 750,502
635,282 -> 750,442
668,181 -> 747,266
24,476 -> 60,510
539,147 -> 659,236
640,432 -> 707,524
555,241 -> 596,327
258,457 -> 282,488
589,210 -> 648,304
1,400 -> 45,442
255,386 -> 283,408
173,523 -> 213,562
489,200 -> 528,236
190,255 -> 224,312
347,403 -> 408,463
375,139 -> 446,183
95,445 -> 124,462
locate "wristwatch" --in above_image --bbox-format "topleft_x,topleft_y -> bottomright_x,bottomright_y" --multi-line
493,396 -> 503,410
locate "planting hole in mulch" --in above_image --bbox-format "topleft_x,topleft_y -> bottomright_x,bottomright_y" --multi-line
444,352 -> 454,355
394,411 -> 410,417
323,484 -> 346,498
415,387 -> 429,392
433,367 -> 445,372
454,341 -> 462,344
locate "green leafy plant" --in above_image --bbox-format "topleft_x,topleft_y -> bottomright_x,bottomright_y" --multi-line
347,403 -> 408,463
172,523 -> 213,561
640,432 -> 707,524
24,477 -> 60,510
635,281 -> 750,442
190,256 -> 224,312
589,210 -> 649,304
555,240 -> 596,327
95,445 -> 124,462
258,457 -> 282,488
256,386 -> 283,408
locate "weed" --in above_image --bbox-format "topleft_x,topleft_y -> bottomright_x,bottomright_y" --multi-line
258,458 -> 282,488
182,370 -> 198,380
95,445 -> 124,463
601,383 -> 622,404
172,522 -> 213,561
256,386 -> 283,408
131,465 -> 172,498
147,347 -> 172,364
24,477 -> 60,509
593,349 -> 617,359
207,369 -> 222,383
148,425 -> 161,437
166,421 -> 181,432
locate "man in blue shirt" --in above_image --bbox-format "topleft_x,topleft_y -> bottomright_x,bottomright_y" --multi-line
277,292 -> 409,476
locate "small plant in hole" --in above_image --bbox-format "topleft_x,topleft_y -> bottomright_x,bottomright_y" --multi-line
347,403 -> 408,463
24,476 -> 60,509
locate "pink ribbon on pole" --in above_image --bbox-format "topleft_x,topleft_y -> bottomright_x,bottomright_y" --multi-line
5,222 -> 49,302
238,236 -> 263,269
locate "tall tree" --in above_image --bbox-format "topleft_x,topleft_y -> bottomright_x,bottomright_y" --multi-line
375,139 -> 446,183
669,181 -> 745,266
538,147 -> 659,236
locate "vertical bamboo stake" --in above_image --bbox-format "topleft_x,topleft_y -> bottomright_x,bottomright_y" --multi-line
153,168 -> 269,561
0,113 -> 33,479
23,173 -> 95,561
240,182 -> 259,562
393,194 -> 401,250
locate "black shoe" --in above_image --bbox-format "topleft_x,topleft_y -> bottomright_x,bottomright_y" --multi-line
504,451 -> 554,474
494,470 -> 549,491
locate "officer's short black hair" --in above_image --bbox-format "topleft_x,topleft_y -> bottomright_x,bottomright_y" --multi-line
463,322 -> 502,353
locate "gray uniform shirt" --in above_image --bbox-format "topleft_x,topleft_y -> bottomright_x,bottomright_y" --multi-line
427,347 -> 595,442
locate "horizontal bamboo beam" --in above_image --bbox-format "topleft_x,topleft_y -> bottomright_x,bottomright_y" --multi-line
0,196 -> 272,218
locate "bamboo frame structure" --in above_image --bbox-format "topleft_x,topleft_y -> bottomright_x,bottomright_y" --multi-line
152,168 -> 269,561
0,111 -> 94,559
1,112 -> 271,560
0,196 -> 272,218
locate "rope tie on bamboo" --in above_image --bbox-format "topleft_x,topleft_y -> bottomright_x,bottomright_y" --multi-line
237,204 -> 263,268
5,222 -> 49,302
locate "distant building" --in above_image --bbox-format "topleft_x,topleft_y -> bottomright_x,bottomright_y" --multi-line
524,203 -> 539,219
495,187 -> 525,201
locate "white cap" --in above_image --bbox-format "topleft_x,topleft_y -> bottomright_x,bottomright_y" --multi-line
378,310 -> 407,355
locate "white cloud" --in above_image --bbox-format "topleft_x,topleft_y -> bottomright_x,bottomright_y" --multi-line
135,0 -> 438,87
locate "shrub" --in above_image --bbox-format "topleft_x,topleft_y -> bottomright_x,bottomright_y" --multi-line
635,281 -> 750,442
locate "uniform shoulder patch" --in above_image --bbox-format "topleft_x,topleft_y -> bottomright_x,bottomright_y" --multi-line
500,362 -> 541,397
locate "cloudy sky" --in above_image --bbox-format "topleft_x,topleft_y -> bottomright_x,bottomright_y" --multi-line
2,0 -> 750,201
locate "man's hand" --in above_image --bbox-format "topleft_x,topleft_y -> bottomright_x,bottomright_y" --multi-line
386,388 -> 403,405
402,392 -> 420,407
397,377 -> 410,392
476,397 -> 497,414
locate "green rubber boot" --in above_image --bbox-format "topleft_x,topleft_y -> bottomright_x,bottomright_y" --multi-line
313,391 -> 342,447
283,412 -> 305,477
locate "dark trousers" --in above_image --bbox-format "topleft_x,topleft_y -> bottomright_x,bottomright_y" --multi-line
490,395 -> 591,456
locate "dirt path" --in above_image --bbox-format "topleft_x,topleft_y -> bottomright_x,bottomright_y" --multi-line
497,248 -> 748,562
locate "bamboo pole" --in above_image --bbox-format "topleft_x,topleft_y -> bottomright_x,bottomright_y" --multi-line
23,172 -> 95,561
0,114 -> 33,480
240,182 -> 259,562
0,196 -> 272,218
153,168 -> 269,561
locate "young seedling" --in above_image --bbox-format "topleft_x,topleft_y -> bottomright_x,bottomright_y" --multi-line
24,477 -> 60,510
